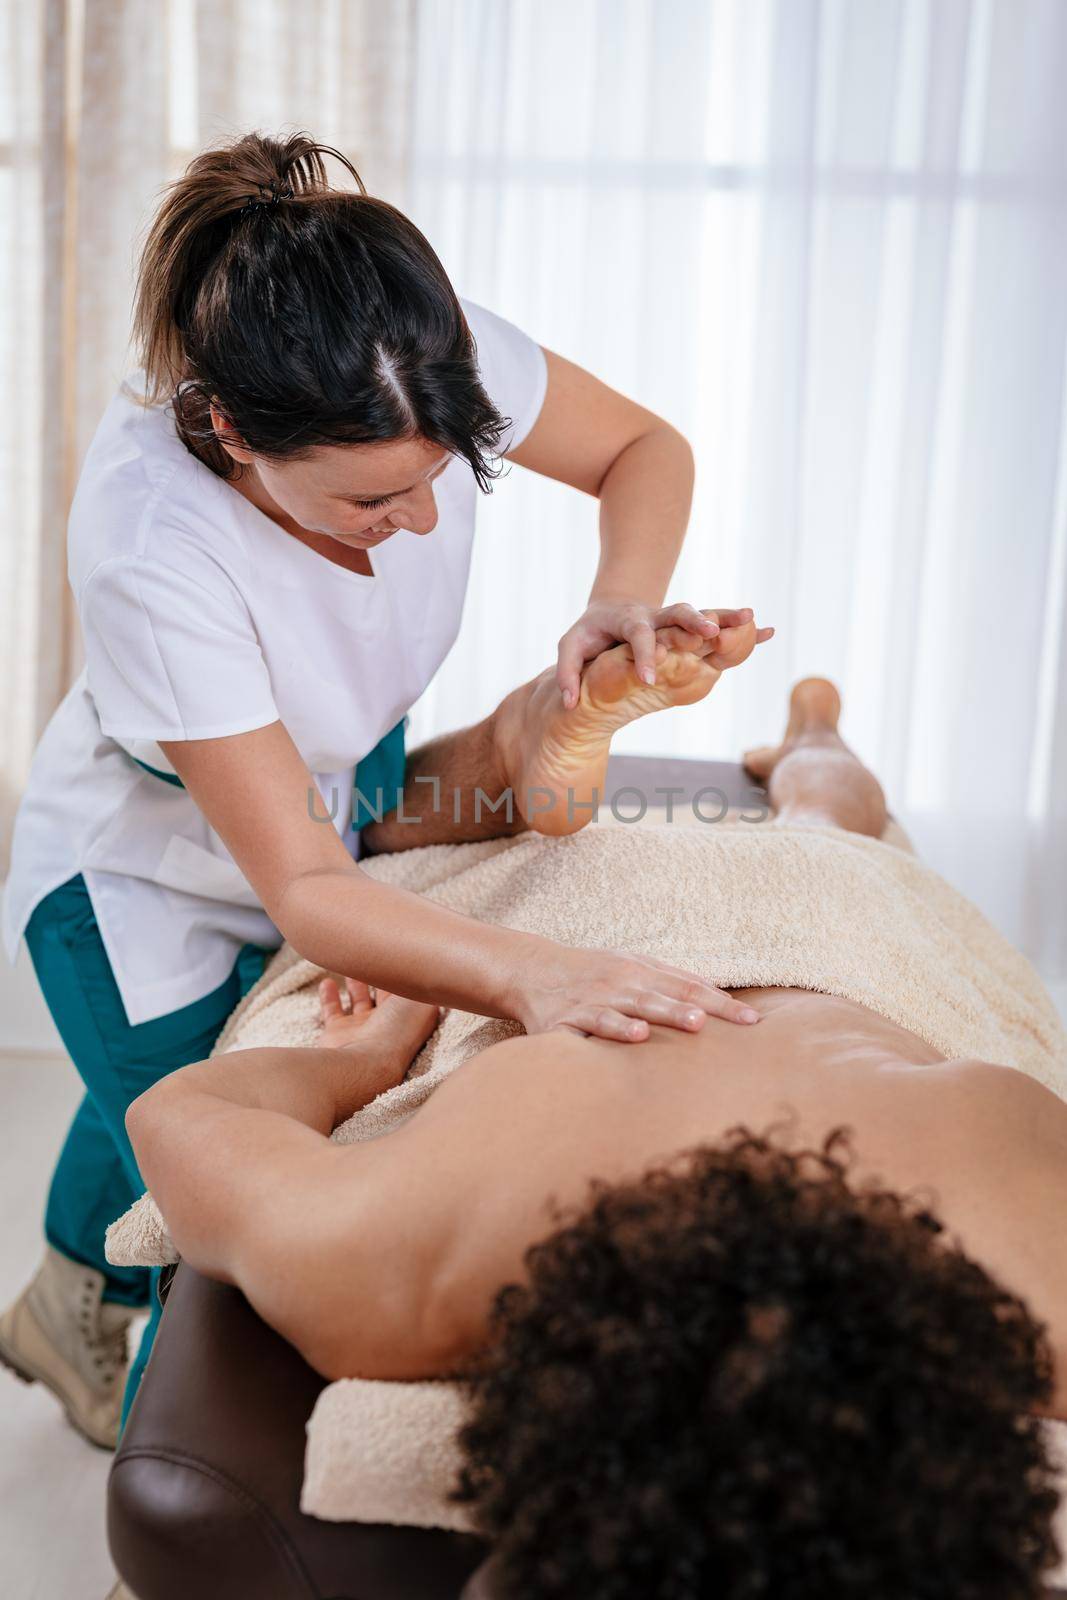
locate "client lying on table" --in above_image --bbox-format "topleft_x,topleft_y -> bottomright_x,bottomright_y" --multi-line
127,617 -> 1067,1600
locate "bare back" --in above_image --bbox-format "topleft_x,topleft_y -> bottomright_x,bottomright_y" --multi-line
346,986 -> 1067,1406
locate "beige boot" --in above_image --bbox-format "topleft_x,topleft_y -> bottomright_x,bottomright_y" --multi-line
0,1245 -> 133,1450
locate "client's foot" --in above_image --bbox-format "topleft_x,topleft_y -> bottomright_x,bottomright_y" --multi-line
741,676 -> 887,837
497,615 -> 763,836
742,677 -> 843,780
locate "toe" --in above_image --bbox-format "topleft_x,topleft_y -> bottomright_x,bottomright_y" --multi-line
742,744 -> 779,779
654,624 -> 718,659
710,619 -> 760,668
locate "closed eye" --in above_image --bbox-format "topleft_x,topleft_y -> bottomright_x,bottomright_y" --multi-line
338,457 -> 452,511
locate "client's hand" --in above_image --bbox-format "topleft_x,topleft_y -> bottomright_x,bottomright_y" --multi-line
316,976 -> 440,1060
515,947 -> 761,1042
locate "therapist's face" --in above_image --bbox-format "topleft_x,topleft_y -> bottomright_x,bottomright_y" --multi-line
211,407 -> 451,548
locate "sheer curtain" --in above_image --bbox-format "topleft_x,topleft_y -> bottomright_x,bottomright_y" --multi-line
402,0 -> 1067,984
0,0 -> 412,862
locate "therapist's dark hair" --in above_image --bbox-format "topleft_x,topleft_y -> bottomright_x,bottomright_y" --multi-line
131,130 -> 512,489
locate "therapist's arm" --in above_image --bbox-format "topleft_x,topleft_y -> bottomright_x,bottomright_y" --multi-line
159,722 -> 757,1037
506,348 -> 713,705
161,721 -> 532,1016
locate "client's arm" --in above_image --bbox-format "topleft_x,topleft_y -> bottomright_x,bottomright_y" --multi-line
125,985 -> 441,1375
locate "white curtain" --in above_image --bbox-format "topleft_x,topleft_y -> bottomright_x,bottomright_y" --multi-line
403,0 -> 1067,985
0,0 -> 412,864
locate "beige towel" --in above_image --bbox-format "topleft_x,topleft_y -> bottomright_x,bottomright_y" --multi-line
105,817 -> 1067,1528
301,1379 -> 472,1530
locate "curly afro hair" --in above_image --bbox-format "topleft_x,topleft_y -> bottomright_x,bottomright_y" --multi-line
452,1127 -> 1061,1600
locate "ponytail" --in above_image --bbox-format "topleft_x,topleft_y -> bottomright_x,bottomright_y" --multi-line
129,130 -> 509,487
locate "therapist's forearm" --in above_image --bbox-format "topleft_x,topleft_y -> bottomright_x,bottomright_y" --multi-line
274,867 -> 538,1019
590,425 -> 695,605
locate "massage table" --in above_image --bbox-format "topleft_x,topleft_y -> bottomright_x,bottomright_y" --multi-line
105,755 -> 1067,1599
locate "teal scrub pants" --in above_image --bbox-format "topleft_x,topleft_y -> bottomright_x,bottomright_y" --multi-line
23,718 -> 407,1429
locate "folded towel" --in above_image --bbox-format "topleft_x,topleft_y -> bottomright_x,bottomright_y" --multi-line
105,817 -> 1067,1529
301,1379 -> 472,1529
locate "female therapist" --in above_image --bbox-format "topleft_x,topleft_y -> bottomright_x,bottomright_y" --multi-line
0,133 -> 754,1447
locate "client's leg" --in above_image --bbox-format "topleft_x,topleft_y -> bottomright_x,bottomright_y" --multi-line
743,679 -> 888,838
365,614 -> 766,852
362,716 -> 526,853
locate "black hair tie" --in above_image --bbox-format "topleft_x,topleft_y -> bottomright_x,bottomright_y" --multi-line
240,179 -> 294,215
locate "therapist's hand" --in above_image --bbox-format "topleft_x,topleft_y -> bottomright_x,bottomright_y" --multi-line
557,602 -> 758,710
514,946 -> 761,1041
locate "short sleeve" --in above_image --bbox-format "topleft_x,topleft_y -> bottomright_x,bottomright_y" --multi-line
80,554 -> 279,742
461,296 -> 549,455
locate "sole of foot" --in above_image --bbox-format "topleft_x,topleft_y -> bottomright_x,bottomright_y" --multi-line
499,618 -> 762,837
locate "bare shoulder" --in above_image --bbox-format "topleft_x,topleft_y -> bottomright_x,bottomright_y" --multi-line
953,1059 -> 1067,1150
235,1046 -> 572,1382
226,1140 -> 432,1381
936,1062 -> 1067,1417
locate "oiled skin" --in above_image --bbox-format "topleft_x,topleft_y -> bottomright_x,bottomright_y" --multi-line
288,983 -> 1067,1417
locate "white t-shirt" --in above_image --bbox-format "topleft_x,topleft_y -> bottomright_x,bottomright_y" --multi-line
2,297 -> 548,1024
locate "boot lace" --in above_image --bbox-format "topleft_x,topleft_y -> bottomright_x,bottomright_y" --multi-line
77,1277 -> 130,1391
